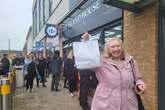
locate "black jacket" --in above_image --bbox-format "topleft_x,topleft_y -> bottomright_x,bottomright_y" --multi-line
37,59 -> 46,74
65,58 -> 78,80
50,57 -> 62,76
1,58 -> 10,69
27,61 -> 36,74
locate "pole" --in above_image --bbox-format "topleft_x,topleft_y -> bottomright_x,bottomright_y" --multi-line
44,37 -> 47,58
8,39 -> 10,58
59,24 -> 64,81
59,24 -> 64,58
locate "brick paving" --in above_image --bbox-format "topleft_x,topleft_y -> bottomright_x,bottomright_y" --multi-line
13,77 -> 82,110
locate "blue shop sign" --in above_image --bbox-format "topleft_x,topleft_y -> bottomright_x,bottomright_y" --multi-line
63,0 -> 122,39
45,24 -> 58,38
35,41 -> 44,50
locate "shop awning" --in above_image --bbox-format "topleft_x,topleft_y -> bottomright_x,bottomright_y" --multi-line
160,0 -> 165,13
103,0 -> 156,13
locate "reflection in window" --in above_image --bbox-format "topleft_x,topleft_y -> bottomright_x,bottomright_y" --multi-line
104,25 -> 122,42
33,8 -> 37,37
90,33 -> 101,41
90,31 -> 104,52
49,0 -> 53,15
44,0 -> 50,22
37,0 -> 40,34
69,0 -> 81,10
39,0 -> 44,30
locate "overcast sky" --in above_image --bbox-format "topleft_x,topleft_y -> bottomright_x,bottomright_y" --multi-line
0,0 -> 33,50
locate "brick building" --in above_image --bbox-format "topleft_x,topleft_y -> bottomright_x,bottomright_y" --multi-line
124,3 -> 158,110
104,0 -> 165,110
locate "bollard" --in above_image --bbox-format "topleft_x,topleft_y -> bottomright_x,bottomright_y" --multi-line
0,81 -> 1,110
1,78 -> 11,110
11,70 -> 16,93
13,71 -> 16,93
7,73 -> 14,96
7,73 -> 13,110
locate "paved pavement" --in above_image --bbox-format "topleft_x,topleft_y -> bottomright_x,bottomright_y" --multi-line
13,77 -> 82,110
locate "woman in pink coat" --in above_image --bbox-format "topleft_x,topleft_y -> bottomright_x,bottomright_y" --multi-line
82,33 -> 146,110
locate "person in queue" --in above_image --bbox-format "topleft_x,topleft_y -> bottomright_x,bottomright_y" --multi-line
50,51 -> 62,92
79,32 -> 97,110
24,53 -> 36,92
65,50 -> 78,97
80,33 -> 146,110
36,54 -> 46,87
63,53 -> 68,88
1,54 -> 10,76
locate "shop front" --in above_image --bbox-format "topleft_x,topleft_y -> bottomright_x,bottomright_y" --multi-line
62,0 -> 123,53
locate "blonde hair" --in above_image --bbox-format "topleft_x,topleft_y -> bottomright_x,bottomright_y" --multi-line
67,50 -> 73,59
103,37 -> 125,60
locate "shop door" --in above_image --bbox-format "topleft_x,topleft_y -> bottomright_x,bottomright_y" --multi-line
158,1 -> 165,110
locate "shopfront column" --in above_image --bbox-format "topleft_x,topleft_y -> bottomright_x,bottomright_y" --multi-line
123,3 -> 158,110
158,0 -> 165,109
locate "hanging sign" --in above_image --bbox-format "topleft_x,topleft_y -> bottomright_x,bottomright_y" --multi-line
35,41 -> 44,50
45,24 -> 58,38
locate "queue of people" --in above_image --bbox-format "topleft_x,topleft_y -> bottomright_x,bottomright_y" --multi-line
2,32 -> 146,110
23,33 -> 146,110
23,52 -> 51,92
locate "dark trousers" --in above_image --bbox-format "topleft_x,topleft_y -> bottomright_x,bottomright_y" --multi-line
79,70 -> 91,109
38,72 -> 46,87
40,73 -> 45,82
26,78 -> 34,91
63,76 -> 67,88
36,77 -> 39,87
51,74 -> 60,91
2,67 -> 9,76
68,79 -> 77,93
45,68 -> 50,77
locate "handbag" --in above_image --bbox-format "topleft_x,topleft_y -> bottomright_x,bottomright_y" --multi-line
130,60 -> 145,110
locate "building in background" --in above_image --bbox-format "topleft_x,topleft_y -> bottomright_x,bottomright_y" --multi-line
32,0 -> 77,57
22,41 -> 27,56
25,26 -> 34,55
0,50 -> 22,59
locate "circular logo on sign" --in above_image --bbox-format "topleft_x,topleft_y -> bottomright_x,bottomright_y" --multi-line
45,24 -> 58,38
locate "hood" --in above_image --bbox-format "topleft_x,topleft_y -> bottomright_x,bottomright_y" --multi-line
103,54 -> 134,66
24,58 -> 32,65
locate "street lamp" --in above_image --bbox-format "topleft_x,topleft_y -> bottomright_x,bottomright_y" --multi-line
8,39 -> 11,58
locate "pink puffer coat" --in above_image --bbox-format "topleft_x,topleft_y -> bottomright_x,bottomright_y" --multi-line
91,56 -> 144,110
